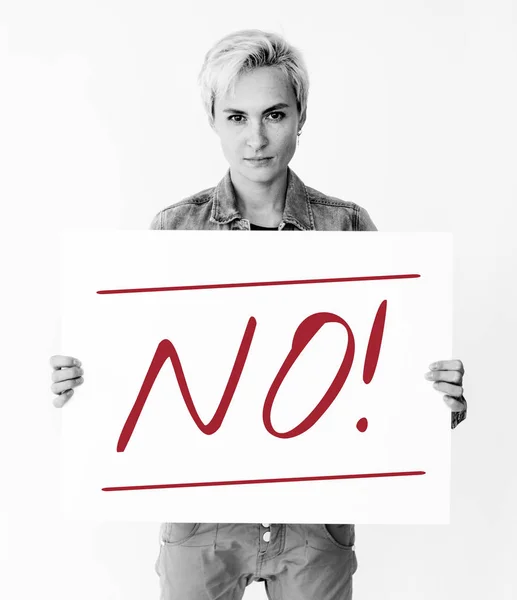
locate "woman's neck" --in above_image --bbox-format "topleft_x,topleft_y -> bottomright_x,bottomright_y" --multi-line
230,168 -> 287,227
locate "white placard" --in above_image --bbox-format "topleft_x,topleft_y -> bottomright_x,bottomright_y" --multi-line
60,231 -> 452,524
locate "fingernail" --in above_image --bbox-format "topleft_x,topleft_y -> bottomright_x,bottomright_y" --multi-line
424,372 -> 433,380
74,359 -> 82,367
429,362 -> 437,369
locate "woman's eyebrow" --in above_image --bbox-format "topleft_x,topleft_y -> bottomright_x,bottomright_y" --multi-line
222,103 -> 290,115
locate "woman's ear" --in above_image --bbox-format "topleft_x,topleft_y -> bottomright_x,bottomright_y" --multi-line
298,108 -> 307,131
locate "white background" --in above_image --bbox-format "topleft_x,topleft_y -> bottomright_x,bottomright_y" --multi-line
0,1 -> 515,599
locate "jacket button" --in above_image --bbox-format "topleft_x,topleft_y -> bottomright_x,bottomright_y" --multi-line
261,523 -> 270,528
263,531 -> 271,542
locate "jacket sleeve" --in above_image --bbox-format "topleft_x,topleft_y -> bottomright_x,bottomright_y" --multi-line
149,211 -> 163,230
451,397 -> 467,429
356,206 -> 378,231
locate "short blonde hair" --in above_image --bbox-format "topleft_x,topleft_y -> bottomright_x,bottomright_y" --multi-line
198,29 -> 309,124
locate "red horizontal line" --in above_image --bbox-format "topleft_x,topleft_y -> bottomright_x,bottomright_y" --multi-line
97,274 -> 420,295
102,471 -> 425,492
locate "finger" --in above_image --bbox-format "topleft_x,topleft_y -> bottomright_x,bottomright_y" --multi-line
53,389 -> 74,408
51,376 -> 84,395
50,355 -> 82,369
52,366 -> 84,383
432,381 -> 463,398
443,394 -> 467,412
429,359 -> 464,374
424,370 -> 462,385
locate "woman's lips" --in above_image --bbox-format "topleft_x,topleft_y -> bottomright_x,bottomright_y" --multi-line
244,157 -> 273,166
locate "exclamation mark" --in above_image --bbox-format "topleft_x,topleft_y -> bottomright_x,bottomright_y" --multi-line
357,299 -> 388,433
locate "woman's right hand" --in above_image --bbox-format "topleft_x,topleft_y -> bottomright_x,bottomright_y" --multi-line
50,355 -> 84,408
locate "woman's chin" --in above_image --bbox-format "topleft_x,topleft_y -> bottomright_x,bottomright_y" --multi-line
235,162 -> 287,184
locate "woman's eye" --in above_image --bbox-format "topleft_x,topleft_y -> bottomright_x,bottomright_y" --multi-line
268,112 -> 285,121
227,112 -> 285,123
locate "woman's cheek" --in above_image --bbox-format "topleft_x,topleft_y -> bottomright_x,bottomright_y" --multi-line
275,126 -> 296,153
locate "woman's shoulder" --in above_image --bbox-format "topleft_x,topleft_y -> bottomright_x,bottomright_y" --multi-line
303,184 -> 378,231
149,186 -> 216,230
287,170 -> 377,231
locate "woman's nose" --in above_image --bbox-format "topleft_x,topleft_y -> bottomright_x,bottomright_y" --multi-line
247,124 -> 268,151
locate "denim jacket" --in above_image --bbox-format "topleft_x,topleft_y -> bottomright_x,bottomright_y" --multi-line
150,167 -> 377,232
150,167 -> 466,429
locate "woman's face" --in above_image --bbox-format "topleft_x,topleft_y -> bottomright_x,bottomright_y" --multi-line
212,66 -> 305,185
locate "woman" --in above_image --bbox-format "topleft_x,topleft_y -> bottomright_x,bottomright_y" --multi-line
50,29 -> 467,600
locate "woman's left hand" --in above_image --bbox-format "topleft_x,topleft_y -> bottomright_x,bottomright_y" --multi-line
424,359 -> 467,413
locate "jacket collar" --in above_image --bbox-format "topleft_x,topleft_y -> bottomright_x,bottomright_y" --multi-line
210,167 -> 315,230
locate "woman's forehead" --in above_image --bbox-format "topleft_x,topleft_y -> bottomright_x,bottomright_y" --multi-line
217,66 -> 296,111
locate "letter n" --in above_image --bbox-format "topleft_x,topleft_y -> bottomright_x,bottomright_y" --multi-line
117,317 -> 256,451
